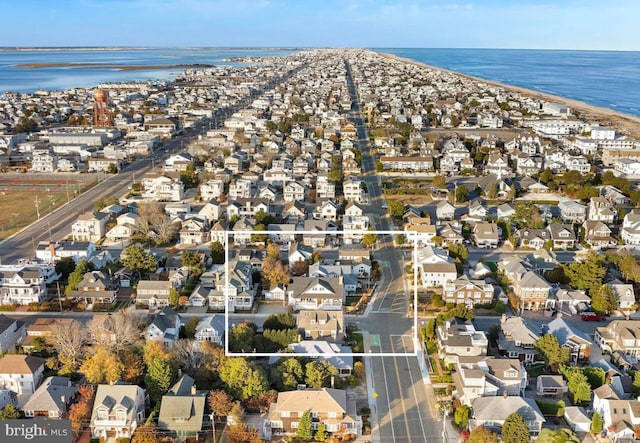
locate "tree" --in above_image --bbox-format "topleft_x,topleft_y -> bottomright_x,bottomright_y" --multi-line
68,399 -> 91,433
455,185 -> 469,203
562,251 -> 606,295
633,370 -> 640,396
591,284 -> 618,315
120,244 -> 157,275
246,390 -> 277,414
467,425 -> 499,443
263,313 -> 297,331
291,259 -> 309,276
486,183 -> 498,199
454,404 -> 470,429
229,322 -> 256,353
510,202 -> 543,229
375,161 -> 383,172
80,347 -> 124,384
89,310 -> 146,353
315,422 -> 327,442
65,259 -> 93,295
143,338 -> 172,367
183,317 -> 199,339
262,256 -> 290,289
563,367 -> 592,406
208,389 -> 234,418
120,348 -> 145,384
210,240 -> 225,264
394,234 -> 405,246
218,358 -> 269,401
171,339 -> 207,375
362,226 -> 378,249
0,403 -> 21,419
501,412 -> 530,443
50,319 -> 87,375
591,411 -> 604,434
297,410 -> 314,441
145,357 -> 177,404
131,424 -> 161,443
95,195 -> 119,211
181,250 -> 203,273
387,200 -> 404,219
270,357 -> 304,391
535,334 -> 569,371
305,360 -> 339,389
227,423 -> 261,443
55,256 -> 76,282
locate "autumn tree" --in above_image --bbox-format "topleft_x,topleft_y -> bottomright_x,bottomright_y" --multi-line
432,175 -> 447,189
209,389 -> 234,418
305,360 -> 339,389
68,385 -> 94,433
132,423 -> 161,443
227,423 -> 261,443
270,357 -> 304,391
501,412 -> 530,443
137,201 -> 177,244
262,255 -> 290,289
291,259 -> 309,276
219,358 -> 269,401
467,425 -> 499,443
120,348 -> 145,384
143,338 -> 173,367
80,347 -> 124,384
50,319 -> 87,374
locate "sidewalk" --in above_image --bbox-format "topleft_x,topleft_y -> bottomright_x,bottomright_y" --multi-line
361,330 -> 381,443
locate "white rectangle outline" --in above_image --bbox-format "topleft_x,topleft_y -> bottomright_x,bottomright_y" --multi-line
224,229 -> 419,357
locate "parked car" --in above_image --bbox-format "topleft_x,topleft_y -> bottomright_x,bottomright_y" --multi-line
581,312 -> 603,321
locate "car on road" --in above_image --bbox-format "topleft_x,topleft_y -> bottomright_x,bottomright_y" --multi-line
581,312 -> 603,321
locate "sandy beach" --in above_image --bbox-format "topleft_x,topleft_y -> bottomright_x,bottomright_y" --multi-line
377,51 -> 640,138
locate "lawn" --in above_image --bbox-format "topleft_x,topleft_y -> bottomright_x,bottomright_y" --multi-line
0,173 -> 97,240
535,428 -> 579,443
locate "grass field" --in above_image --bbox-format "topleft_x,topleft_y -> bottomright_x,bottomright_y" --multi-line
0,173 -> 97,240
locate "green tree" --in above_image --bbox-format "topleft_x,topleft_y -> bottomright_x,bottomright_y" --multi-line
305,360 -> 339,388
107,163 -> 118,174
120,244 -> 158,275
0,403 -> 22,419
562,251 -> 606,295
263,313 -> 297,331
229,322 -> 257,353
210,240 -> 225,264
183,317 -> 199,339
591,411 -> 604,434
314,422 -> 327,442
454,404 -> 470,429
535,334 -> 569,371
448,243 -> 469,262
65,259 -> 93,295
181,250 -> 203,272
387,200 -> 404,219
501,412 -> 530,443
510,202 -> 543,229
95,195 -> 119,211
251,223 -> 268,243
297,410 -> 314,441
394,234 -> 405,246
455,185 -> 469,203
468,425 -> 499,443
362,226 -> 378,249
270,357 -> 304,391
169,288 -> 180,308
145,357 -> 177,404
218,358 -> 269,401
563,367 -> 592,406
591,284 -> 618,315
375,161 -> 383,172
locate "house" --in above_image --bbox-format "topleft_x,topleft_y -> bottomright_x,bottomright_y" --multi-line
286,277 -> 344,311
164,153 -> 193,172
0,315 -> 26,353
596,320 -> 640,357
563,406 -> 591,433
547,313 -> 593,363
473,223 -> 499,248
288,241 -> 314,268
514,270 -> 551,311
314,199 -> 339,221
546,223 -> 576,249
0,354 -> 45,395
535,375 -> 566,400
263,388 -> 362,438
278,342 -> 354,376
558,199 -> 587,223
282,200 -> 306,223
0,265 -> 50,306
158,375 -> 207,440
179,216 -> 210,245
592,384 -> 640,440
442,275 -> 493,307
90,384 -> 146,440
283,181 -> 306,202
144,306 -> 182,347
194,315 -> 225,345
72,211 -> 110,242
207,260 -> 255,312
136,280 -> 172,308
454,357 -> 527,406
588,196 -> 616,223
621,210 -> 640,245
68,271 -> 118,306
609,280 -> 636,311
417,246 -> 457,288
467,199 -> 488,222
497,316 -> 541,364
470,396 -> 545,437
105,213 -> 139,243
22,376 -> 77,418
436,200 -> 456,221
297,309 -> 344,342
583,220 -> 616,248
437,319 -> 488,366
517,228 -> 549,250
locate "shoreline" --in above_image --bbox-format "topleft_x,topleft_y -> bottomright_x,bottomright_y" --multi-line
376,51 -> 640,137
15,62 -> 215,71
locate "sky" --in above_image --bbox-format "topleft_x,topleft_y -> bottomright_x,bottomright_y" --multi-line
2,0 -> 639,50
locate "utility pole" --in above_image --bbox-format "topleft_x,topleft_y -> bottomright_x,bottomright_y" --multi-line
34,196 -> 41,219
210,413 -> 216,443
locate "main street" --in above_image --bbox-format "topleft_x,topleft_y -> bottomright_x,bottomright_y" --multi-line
344,59 -> 449,443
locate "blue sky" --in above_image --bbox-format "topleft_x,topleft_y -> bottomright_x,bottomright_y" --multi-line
2,0 -> 638,50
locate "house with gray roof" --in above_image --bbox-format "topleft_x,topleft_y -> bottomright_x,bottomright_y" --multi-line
158,375 -> 206,440
144,306 -> 181,347
496,315 -> 541,364
22,376 -> 77,418
470,396 -> 545,437
194,315 -> 224,345
90,384 -> 146,441
136,280 -> 172,308
297,310 -> 344,343
547,315 -> 592,363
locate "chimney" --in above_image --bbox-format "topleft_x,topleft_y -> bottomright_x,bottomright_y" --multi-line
49,242 -> 56,260
191,385 -> 196,395
330,376 -> 335,389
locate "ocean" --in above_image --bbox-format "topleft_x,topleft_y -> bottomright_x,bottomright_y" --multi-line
0,47 -> 638,118
376,48 -> 640,118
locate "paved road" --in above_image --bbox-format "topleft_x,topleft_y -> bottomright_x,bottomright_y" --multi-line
344,58 -> 449,443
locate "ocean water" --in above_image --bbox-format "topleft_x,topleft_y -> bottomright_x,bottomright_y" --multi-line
376,48 -> 640,118
0,47 -> 297,94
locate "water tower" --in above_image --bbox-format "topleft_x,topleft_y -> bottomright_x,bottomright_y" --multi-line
93,89 -> 112,127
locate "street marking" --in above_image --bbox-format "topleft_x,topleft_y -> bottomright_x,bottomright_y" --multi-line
390,339 -> 413,440
370,334 -> 381,347
401,335 -> 429,442
379,355 -> 397,443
